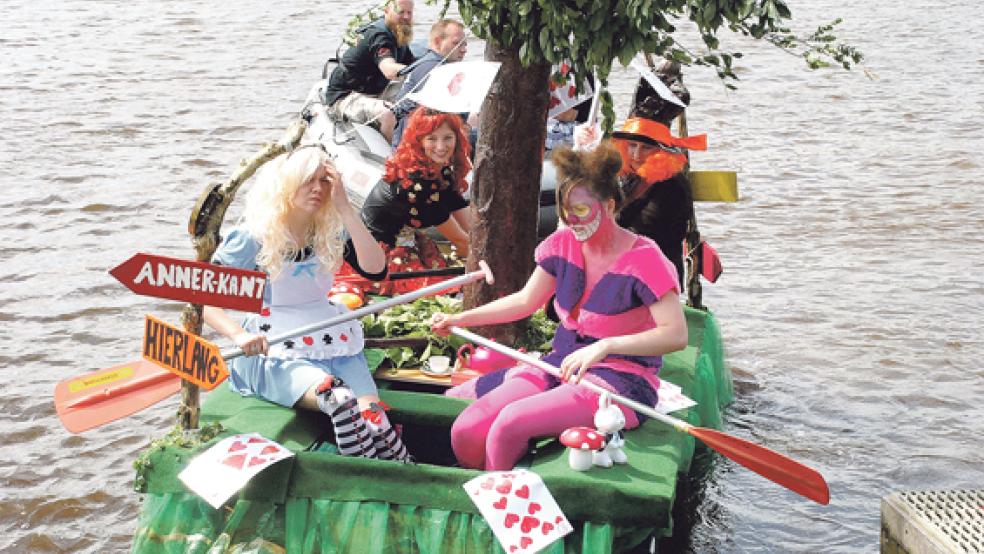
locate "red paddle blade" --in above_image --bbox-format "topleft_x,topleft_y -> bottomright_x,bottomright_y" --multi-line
690,426 -> 831,505
54,360 -> 181,433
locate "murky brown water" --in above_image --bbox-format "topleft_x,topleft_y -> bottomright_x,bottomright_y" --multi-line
2,1 -> 982,552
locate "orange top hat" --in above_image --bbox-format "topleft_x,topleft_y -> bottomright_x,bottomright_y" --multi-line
612,117 -> 707,151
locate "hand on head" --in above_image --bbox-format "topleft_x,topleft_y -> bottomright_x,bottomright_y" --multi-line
324,161 -> 350,212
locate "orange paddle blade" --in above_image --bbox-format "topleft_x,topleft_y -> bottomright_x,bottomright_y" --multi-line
690,426 -> 830,505
54,360 -> 181,433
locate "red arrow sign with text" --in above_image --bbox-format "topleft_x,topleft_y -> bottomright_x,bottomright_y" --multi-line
110,253 -> 266,313
142,315 -> 229,391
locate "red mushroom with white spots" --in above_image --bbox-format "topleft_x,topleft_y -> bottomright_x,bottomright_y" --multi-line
559,426 -> 605,471
328,282 -> 365,309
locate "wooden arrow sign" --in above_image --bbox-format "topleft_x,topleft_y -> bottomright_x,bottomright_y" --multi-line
142,315 -> 229,391
110,253 -> 267,313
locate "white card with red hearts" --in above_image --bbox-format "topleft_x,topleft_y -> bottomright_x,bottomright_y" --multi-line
464,470 -> 572,553
178,433 -> 293,509
656,380 -> 696,414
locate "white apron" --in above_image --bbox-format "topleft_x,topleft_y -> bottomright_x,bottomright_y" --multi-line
244,258 -> 365,359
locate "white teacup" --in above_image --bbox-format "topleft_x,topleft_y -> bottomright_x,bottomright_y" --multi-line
426,355 -> 451,375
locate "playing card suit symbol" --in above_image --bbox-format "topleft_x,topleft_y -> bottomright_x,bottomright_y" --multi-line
495,479 -> 512,495
527,502 -> 541,515
447,72 -> 465,96
480,477 -> 495,490
492,496 -> 508,510
259,323 -> 271,332
302,336 -> 314,346
567,84 -> 576,99
555,516 -> 564,524
340,334 -> 348,342
247,437 -> 266,444
520,536 -> 533,549
541,522 -> 554,535
521,516 -> 540,534
515,485 -> 530,499
504,513 -> 520,528
548,80 -> 558,92
260,308 -> 271,317
549,96 -> 560,109
248,456 -> 268,467
228,441 -> 247,452
560,61 -> 570,76
260,445 -> 280,455
323,334 -> 333,345
509,547 -> 517,553
222,454 -> 246,470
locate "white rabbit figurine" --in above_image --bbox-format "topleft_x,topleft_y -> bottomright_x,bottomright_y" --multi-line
592,392 -> 627,468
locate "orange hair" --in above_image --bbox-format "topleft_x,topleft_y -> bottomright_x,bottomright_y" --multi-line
384,108 -> 472,193
613,140 -> 689,186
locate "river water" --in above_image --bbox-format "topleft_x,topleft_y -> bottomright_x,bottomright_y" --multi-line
2,1 -> 981,552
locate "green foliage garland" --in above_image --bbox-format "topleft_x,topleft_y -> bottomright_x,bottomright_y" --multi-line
420,0 -> 861,127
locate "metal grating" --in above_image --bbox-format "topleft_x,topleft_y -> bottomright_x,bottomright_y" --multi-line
888,490 -> 984,553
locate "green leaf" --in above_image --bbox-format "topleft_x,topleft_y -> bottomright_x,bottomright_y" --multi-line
364,348 -> 386,371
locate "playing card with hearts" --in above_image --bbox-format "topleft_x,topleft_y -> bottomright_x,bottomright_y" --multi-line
178,433 -> 293,509
655,380 -> 697,414
547,68 -> 594,120
464,470 -> 572,553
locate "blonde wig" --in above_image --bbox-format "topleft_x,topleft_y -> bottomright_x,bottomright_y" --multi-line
241,147 -> 344,279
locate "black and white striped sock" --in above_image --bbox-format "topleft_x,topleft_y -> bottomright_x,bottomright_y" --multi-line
363,403 -> 413,463
315,377 -> 377,458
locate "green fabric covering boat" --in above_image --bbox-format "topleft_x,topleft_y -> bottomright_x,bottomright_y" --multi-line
131,307 -> 731,553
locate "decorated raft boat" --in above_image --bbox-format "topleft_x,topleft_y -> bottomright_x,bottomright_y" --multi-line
127,61 -> 749,552
131,305 -> 730,553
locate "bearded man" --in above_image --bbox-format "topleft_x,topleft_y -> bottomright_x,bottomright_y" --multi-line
325,0 -> 416,142
390,18 -> 469,147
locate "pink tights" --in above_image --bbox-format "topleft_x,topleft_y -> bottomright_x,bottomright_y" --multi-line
451,372 -> 598,470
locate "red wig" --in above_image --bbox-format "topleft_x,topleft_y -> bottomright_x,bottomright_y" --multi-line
384,107 -> 472,193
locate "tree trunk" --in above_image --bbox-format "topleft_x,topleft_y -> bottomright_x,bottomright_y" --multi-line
464,41 -> 551,343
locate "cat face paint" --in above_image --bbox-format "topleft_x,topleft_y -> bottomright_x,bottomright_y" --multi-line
562,186 -> 603,241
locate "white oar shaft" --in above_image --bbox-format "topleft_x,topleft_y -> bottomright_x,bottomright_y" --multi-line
220,261 -> 493,361
449,326 -> 691,433
586,71 -> 602,127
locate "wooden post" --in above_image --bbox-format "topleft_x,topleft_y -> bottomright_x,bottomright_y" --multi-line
677,109 -> 705,310
177,119 -> 307,430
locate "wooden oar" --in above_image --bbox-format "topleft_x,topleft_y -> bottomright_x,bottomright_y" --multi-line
54,262 -> 494,434
54,360 -> 182,434
449,326 -> 831,505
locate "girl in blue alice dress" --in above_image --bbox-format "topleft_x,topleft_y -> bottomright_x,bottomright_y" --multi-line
203,146 -> 411,462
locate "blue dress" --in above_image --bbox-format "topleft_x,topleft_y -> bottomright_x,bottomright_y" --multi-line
212,228 -> 378,407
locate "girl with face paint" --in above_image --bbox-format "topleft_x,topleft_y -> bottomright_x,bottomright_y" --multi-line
432,141 -> 689,471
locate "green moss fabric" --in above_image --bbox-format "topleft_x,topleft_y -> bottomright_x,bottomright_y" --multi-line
132,308 -> 730,553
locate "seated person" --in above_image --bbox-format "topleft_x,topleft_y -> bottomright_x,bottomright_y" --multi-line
611,115 -> 706,287
545,106 -> 578,153
342,107 -> 472,295
203,146 -> 411,462
431,141 -> 688,471
324,0 -> 415,142
391,18 -> 469,147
